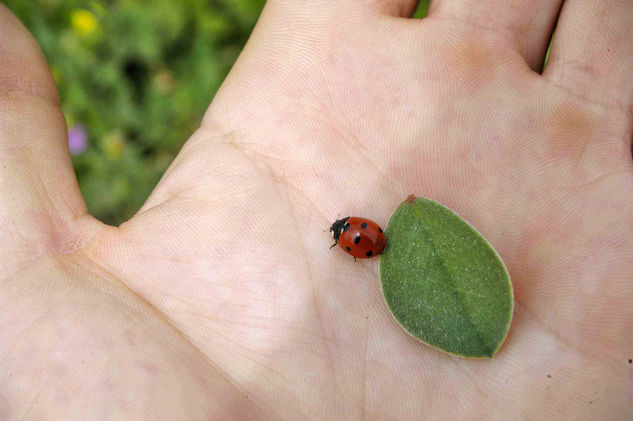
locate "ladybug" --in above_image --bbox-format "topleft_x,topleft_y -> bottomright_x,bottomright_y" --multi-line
329,216 -> 386,260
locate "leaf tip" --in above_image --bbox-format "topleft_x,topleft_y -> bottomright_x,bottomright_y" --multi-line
486,343 -> 504,359
467,349 -> 496,359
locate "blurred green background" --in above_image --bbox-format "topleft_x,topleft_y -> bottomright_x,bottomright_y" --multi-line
5,0 -> 430,225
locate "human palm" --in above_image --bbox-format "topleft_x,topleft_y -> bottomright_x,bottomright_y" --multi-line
1,1 -> 632,419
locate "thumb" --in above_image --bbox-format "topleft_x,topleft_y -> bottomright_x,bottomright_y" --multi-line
0,5 -> 101,276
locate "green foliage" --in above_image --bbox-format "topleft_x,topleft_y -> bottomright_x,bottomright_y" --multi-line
6,0 -> 265,224
379,196 -> 513,358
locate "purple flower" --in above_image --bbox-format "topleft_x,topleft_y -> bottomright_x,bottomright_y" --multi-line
68,124 -> 88,155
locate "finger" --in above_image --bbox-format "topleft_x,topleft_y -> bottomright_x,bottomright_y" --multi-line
428,0 -> 563,71
368,0 -> 420,17
270,0 -> 420,18
543,1 -> 633,112
0,5 -> 99,274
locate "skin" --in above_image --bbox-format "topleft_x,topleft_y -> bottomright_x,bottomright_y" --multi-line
1,0 -> 632,419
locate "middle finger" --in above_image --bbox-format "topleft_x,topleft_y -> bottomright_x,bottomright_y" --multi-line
427,0 -> 563,71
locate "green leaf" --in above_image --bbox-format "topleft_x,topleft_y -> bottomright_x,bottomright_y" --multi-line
379,196 -> 513,358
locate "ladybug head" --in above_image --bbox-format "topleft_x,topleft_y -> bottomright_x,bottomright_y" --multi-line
329,217 -> 350,241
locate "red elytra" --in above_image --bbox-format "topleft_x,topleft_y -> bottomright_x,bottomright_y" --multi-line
329,216 -> 386,259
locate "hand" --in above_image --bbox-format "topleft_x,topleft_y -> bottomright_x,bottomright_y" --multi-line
1,1 -> 632,418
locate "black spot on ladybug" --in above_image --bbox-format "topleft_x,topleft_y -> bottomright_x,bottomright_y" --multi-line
343,224 -> 350,232
354,235 -> 361,244
361,222 -> 367,229
346,246 -> 351,251
366,250 -> 373,257
378,227 -> 383,233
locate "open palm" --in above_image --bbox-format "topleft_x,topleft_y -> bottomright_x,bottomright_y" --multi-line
2,0 -> 632,419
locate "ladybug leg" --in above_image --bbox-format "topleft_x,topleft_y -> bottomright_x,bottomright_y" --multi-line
329,241 -> 337,249
354,256 -> 357,262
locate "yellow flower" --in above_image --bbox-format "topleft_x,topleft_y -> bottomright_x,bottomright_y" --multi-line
102,131 -> 125,160
71,9 -> 98,37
